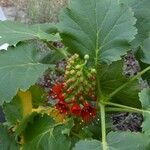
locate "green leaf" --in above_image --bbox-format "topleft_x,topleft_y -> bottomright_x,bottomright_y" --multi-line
107,132 -> 150,150
0,21 -> 60,46
136,48 -> 150,85
73,132 -> 150,150
139,88 -> 150,136
29,85 -> 47,108
3,85 -> 44,125
0,43 -> 53,103
136,37 -> 150,85
20,113 -> 72,150
58,0 -> 137,64
100,61 -> 140,107
73,139 -> 101,150
40,48 -> 68,64
140,63 -> 150,85
16,112 -> 38,136
141,38 -> 150,64
3,94 -> 24,125
120,0 -> 150,46
0,125 -> 20,150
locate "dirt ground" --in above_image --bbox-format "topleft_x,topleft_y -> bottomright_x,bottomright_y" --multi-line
0,0 -> 67,23
0,0 -> 14,7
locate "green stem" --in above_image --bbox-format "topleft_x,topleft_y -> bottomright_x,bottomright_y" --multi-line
100,103 -> 108,150
71,131 -> 82,139
109,66 -> 150,98
103,101 -> 150,114
45,41 -> 68,59
105,107 -> 143,113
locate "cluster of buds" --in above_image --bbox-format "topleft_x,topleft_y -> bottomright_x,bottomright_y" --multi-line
64,54 -> 97,102
49,54 -> 97,122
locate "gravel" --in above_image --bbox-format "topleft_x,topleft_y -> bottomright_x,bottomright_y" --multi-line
111,113 -> 143,132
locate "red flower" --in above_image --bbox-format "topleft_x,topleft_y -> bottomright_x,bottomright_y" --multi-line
71,104 -> 81,116
55,101 -> 70,114
50,83 -> 64,101
50,82 -> 97,122
51,82 -> 64,94
81,102 -> 96,122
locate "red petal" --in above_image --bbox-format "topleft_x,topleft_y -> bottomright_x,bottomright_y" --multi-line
55,101 -> 70,114
71,104 -> 81,116
81,104 -> 96,122
50,82 -> 65,101
57,93 -> 64,101
51,83 -> 64,95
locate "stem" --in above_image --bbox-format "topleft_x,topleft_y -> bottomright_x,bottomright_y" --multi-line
103,101 -> 150,114
105,107 -> 143,113
100,103 -> 107,150
71,131 -> 82,139
109,66 -> 150,98
45,42 -> 68,59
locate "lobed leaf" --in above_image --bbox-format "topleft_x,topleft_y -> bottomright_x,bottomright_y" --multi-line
141,64 -> 150,85
40,48 -> 68,64
120,0 -> 150,46
0,43 -> 53,103
3,91 -> 32,125
107,132 -> 150,150
73,132 -> 150,150
0,125 -> 20,150
100,61 -> 140,107
136,37 -> 150,85
141,38 -> 150,64
19,113 -> 73,150
3,85 -> 46,125
0,21 -> 60,46
58,0 -> 137,64
139,88 -> 150,136
29,85 -> 47,108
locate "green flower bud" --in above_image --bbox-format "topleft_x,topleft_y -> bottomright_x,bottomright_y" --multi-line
84,54 -> 89,60
77,71 -> 82,77
91,68 -> 96,74
87,73 -> 92,78
65,71 -> 70,75
74,53 -> 79,58
70,78 -> 76,83
80,77 -> 84,83
66,65 -> 70,70
75,65 -> 82,70
70,70 -> 75,75
69,60 -> 74,65
83,80 -> 88,86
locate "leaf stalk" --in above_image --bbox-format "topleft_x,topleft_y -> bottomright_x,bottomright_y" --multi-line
103,101 -> 150,114
109,66 -> 150,98
99,102 -> 108,150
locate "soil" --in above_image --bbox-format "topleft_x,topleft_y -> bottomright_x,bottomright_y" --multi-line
0,0 -> 13,7
0,0 -> 68,23
0,0 -> 27,22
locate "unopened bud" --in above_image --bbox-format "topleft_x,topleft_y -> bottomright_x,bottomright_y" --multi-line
69,60 -> 74,65
75,65 -> 82,70
91,68 -> 96,74
80,77 -> 84,83
66,65 -> 70,70
65,71 -> 70,76
77,71 -> 82,77
70,70 -> 75,75
74,54 -> 79,58
84,54 -> 89,60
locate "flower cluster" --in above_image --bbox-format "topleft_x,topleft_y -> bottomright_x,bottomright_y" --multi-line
50,54 -> 97,122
